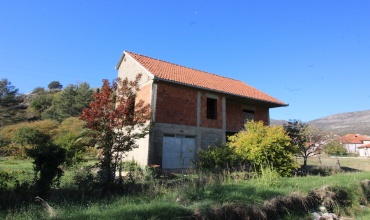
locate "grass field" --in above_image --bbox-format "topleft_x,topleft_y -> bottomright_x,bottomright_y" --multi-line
297,155 -> 370,171
2,156 -> 370,219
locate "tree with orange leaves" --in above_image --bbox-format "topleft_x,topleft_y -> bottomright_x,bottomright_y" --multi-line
81,74 -> 151,188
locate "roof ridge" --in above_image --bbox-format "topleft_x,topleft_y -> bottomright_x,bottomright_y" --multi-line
125,51 -> 243,83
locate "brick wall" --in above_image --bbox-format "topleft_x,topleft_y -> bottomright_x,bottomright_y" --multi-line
155,82 -> 198,126
199,92 -> 223,129
255,107 -> 269,125
226,102 -> 243,131
136,83 -> 151,106
226,102 -> 269,131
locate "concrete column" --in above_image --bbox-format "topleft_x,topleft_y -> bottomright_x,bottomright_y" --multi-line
222,96 -> 226,143
197,92 -> 201,127
196,91 -> 202,149
151,83 -> 157,122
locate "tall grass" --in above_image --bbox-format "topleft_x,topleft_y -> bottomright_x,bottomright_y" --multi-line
2,157 -> 370,219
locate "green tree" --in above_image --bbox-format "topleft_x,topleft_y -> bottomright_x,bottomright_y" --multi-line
324,140 -> 347,156
0,79 -> 26,126
29,91 -> 54,115
32,87 -> 46,94
284,120 -> 326,169
43,82 -> 94,122
48,81 -> 63,90
80,75 -> 151,189
228,121 -> 298,176
54,117 -> 93,166
14,127 -> 66,195
14,127 -> 50,147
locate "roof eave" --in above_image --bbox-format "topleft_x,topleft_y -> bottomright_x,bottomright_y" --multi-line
115,51 -> 127,70
154,78 -> 288,108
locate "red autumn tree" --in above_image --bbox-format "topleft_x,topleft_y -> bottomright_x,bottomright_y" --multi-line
81,74 -> 151,187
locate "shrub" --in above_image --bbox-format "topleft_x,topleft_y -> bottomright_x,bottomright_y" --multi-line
194,143 -> 244,171
0,120 -> 59,141
72,168 -> 97,194
228,121 -> 299,177
0,170 -> 16,190
27,142 -> 66,194
324,140 -> 347,156
54,117 -> 91,166
54,133 -> 86,167
13,127 -> 66,195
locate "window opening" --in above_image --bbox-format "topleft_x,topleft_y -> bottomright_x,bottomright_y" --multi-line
207,98 -> 217,119
243,110 -> 255,124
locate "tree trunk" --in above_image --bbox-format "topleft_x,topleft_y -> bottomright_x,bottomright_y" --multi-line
303,156 -> 308,169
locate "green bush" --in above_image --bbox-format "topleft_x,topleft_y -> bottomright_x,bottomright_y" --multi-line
324,140 -> 347,156
194,143 -> 244,171
228,121 -> 299,177
0,170 -> 16,190
13,127 -> 66,195
55,133 -> 86,167
72,168 -> 97,194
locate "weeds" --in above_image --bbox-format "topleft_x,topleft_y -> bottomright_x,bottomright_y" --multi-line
2,157 -> 370,219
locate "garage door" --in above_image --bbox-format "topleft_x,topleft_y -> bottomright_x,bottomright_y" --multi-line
162,134 -> 196,169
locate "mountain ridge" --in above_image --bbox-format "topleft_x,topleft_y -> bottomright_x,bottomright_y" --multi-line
271,109 -> 370,136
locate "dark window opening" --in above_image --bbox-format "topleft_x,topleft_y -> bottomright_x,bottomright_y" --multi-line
207,98 -> 217,119
243,110 -> 255,124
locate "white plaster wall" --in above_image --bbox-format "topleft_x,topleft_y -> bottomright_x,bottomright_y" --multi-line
116,52 -> 154,167
123,134 -> 151,166
117,52 -> 154,88
359,148 -> 370,157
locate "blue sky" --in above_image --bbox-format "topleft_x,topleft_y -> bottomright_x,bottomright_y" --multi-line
1,1 -> 369,122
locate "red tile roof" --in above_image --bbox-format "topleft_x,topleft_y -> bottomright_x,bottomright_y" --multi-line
341,134 -> 370,144
358,143 -> 370,149
123,51 -> 287,106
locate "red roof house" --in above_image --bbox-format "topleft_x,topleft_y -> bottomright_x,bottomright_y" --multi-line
341,134 -> 370,154
116,51 -> 288,169
358,144 -> 370,157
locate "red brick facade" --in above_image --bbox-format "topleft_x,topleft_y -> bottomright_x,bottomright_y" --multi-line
226,102 -> 269,131
136,83 -> 152,106
155,82 -> 198,126
199,92 -> 223,129
153,82 -> 269,131
254,107 -> 269,125
226,102 -> 243,131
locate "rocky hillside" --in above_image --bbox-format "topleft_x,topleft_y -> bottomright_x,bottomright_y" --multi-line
271,110 -> 370,135
270,119 -> 287,126
308,110 -> 370,136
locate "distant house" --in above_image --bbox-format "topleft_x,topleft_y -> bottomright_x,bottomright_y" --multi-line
116,51 -> 288,169
358,144 -> 370,157
341,134 -> 370,154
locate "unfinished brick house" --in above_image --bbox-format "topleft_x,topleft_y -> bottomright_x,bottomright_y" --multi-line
116,51 -> 288,169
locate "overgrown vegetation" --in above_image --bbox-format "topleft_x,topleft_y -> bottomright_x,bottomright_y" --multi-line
194,142 -> 245,171
2,157 -> 370,219
228,121 -> 299,176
